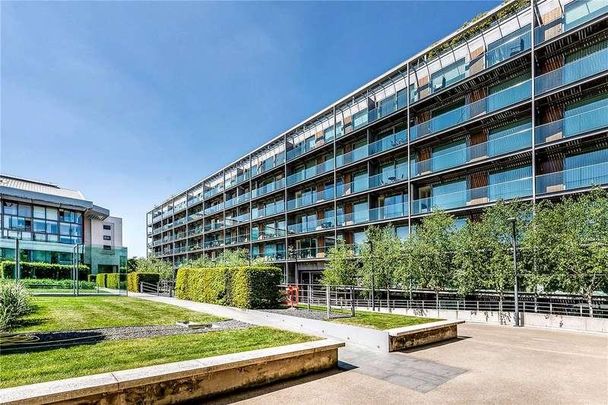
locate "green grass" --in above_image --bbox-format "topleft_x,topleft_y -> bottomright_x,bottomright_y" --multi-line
299,305 -> 439,330
0,327 -> 316,388
16,296 -> 223,332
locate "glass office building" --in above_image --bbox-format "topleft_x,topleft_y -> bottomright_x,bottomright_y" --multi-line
147,0 -> 608,285
0,175 -> 127,274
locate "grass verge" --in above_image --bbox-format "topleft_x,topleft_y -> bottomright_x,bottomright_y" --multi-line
299,305 -> 439,330
15,296 -> 222,332
0,326 -> 316,388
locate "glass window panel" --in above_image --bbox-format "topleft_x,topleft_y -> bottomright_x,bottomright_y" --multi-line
46,221 -> 59,234
564,94 -> 608,137
431,58 -> 466,91
3,202 -> 17,216
353,201 -> 369,224
33,206 -> 46,219
432,140 -> 466,171
33,220 -> 46,233
353,110 -> 368,129
564,148 -> 608,189
60,222 -> 71,235
433,180 -> 467,210
46,208 -> 58,221
18,204 -> 31,217
489,166 -> 532,200
353,171 -> 368,193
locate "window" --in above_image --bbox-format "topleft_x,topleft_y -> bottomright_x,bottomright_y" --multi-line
46,208 -> 58,221
103,245 -> 112,251
33,220 -> 46,233
3,202 -> 17,216
17,204 -> 31,217
33,206 -> 46,219
431,58 -> 466,92
353,110 -> 368,129
486,25 -> 530,68
103,224 -> 112,230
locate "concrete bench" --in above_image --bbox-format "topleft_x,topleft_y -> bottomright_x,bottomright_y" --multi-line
387,320 -> 465,351
0,339 -> 344,405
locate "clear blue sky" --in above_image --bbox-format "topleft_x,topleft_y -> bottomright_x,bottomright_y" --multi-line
1,1 -> 500,257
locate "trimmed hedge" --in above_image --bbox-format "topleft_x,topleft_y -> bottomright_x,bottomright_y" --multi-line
0,261 -> 89,280
17,278 -> 96,290
95,273 -> 107,288
127,272 -> 161,292
175,266 -> 282,309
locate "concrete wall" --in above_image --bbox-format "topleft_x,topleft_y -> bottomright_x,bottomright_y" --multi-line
0,339 -> 343,405
85,216 -> 123,248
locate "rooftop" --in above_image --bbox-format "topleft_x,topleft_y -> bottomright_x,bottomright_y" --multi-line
0,174 -> 85,201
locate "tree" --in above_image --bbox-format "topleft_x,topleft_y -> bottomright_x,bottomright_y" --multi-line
455,200 -> 531,313
359,225 -> 401,291
134,257 -> 174,280
127,257 -> 139,272
528,189 -> 608,316
321,242 -> 358,286
411,211 -> 458,306
394,234 -> 418,300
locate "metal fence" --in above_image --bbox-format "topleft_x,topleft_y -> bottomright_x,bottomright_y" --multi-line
289,284 -> 608,319
139,280 -> 175,297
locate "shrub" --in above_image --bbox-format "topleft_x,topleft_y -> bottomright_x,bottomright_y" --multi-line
105,273 -> 127,289
88,274 -> 96,283
175,266 -> 281,309
127,272 -> 161,292
0,281 -> 32,331
96,273 -> 107,288
0,261 -> 89,280
18,278 -> 96,290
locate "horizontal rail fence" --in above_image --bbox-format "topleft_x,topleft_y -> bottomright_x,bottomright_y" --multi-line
288,284 -> 608,319
139,280 -> 175,297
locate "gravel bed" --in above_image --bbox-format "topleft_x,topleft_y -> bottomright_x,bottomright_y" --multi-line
262,308 -> 352,321
1,320 -> 252,353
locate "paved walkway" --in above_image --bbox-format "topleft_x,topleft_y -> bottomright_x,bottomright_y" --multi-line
131,294 -> 608,404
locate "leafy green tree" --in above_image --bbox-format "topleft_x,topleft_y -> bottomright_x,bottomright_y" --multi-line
359,225 -> 401,291
527,189 -> 608,316
134,257 -> 174,280
411,211 -> 458,305
127,257 -> 139,272
394,234 -> 418,300
321,242 -> 358,286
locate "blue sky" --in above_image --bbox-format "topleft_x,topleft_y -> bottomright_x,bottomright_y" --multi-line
1,1 -> 499,257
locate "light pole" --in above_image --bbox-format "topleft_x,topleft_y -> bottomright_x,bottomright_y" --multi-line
508,217 -> 521,327
368,239 -> 375,311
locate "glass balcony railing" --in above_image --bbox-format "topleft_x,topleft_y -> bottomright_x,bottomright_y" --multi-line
187,210 -> 204,223
336,130 -> 408,168
188,226 -> 204,237
204,222 -> 224,232
286,159 -> 334,186
288,245 -> 332,260
252,178 -> 286,199
252,228 -> 287,241
224,191 -> 251,209
224,234 -> 250,246
336,202 -> 409,228
225,171 -> 250,189
204,185 -> 224,200
287,188 -> 334,211
410,79 -> 531,141
413,127 -> 532,176
174,202 -> 187,213
535,104 -> 608,144
252,152 -> 285,177
485,30 -> 531,68
251,203 -> 285,220
162,209 -> 173,219
337,163 -> 408,196
535,47 -> 608,95
188,243 -> 203,252
187,194 -> 204,207
204,203 -> 224,216
288,218 -> 335,235
536,0 -> 608,43
173,217 -> 188,227
413,176 -> 533,215
204,239 -> 224,249
251,251 -> 286,261
224,213 -> 250,227
536,161 -> 608,195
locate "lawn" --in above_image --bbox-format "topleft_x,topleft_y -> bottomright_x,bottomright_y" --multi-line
15,296 -> 222,332
0,326 -> 316,388
300,305 -> 439,330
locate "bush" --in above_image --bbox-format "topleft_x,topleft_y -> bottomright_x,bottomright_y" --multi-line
175,266 -> 281,309
0,261 -> 89,280
88,274 -> 96,283
127,272 -> 161,292
0,281 -> 31,331
96,273 -> 107,288
18,278 -> 96,290
105,273 -> 127,289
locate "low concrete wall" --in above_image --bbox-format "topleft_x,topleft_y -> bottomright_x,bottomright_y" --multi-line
378,307 -> 608,333
387,320 -> 464,352
0,339 -> 344,405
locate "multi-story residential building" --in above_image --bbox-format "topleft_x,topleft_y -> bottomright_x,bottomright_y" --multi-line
0,175 -> 127,274
147,0 -> 608,285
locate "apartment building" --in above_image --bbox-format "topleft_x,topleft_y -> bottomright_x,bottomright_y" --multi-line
147,0 -> 608,285
0,175 -> 127,274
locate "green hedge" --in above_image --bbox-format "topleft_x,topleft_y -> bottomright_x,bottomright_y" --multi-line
17,278 -> 96,290
175,266 -> 281,309
127,272 -> 161,292
0,261 -> 89,280
95,273 -> 107,288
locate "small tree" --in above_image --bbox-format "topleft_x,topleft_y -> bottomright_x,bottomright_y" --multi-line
359,225 -> 401,291
411,211 -> 457,307
394,235 -> 418,300
321,242 -> 358,286
135,257 -> 174,280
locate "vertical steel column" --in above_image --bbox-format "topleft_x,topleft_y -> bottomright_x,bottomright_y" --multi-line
531,0 -> 537,206
406,64 -> 412,235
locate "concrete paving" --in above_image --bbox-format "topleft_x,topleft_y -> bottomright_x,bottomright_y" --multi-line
130,294 -> 607,404
208,324 -> 607,404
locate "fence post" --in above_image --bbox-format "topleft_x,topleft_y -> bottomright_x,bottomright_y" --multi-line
326,285 -> 331,319
580,303 -> 583,317
351,286 -> 355,317
387,287 -> 391,313
456,300 -> 459,319
549,302 -> 553,315
140,282 -> 143,293
308,285 -> 311,311
477,301 -> 480,312
157,282 -> 160,296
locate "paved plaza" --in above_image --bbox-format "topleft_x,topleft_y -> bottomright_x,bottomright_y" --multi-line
209,323 -> 608,404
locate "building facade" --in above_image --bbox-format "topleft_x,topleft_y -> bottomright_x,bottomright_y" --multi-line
147,0 -> 608,285
0,175 -> 127,274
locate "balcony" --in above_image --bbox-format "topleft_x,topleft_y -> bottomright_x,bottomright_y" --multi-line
286,159 -> 334,187
412,176 -> 533,215
336,202 -> 408,228
187,210 -> 204,223
536,0 -> 608,44
337,163 -> 408,197
224,234 -> 250,246
535,103 -> 608,144
288,218 -> 335,235
252,178 -> 286,199
288,245 -> 332,260
252,228 -> 287,241
535,46 -> 608,95
413,127 -> 532,177
225,171 -> 250,189
225,212 -> 250,227
252,202 -> 284,220
287,188 -> 334,211
287,136 -> 333,162
204,239 -> 224,249
187,194 -> 204,207
410,79 -> 531,141
252,152 -> 285,177
204,222 -> 224,232
204,185 -> 224,200
251,251 -> 286,261
204,203 -> 224,216
224,191 -> 251,209
536,161 -> 608,195
187,226 -> 204,237
336,129 -> 408,168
